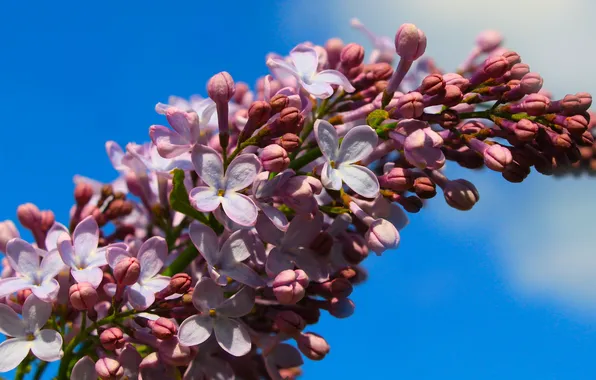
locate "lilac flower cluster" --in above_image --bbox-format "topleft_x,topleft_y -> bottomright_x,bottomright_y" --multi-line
0,20 -> 592,379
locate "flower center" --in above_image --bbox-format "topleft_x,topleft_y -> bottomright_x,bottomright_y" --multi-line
26,333 -> 35,341
330,160 -> 336,169
217,189 -> 225,196
209,309 -> 217,317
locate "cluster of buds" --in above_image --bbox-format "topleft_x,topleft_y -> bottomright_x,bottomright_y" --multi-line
0,19 -> 591,379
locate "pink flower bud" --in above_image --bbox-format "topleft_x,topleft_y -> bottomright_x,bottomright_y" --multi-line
502,51 -> 521,67
394,92 -> 424,118
394,24 -> 427,61
149,317 -> 178,339
169,273 -> 192,294
513,119 -> 539,141
260,144 -> 290,172
483,56 -> 509,78
325,38 -> 344,69
313,278 -> 353,299
342,233 -> 369,264
17,203 -> 41,229
232,81 -> 249,104
296,332 -> 330,361
576,92 -> 592,112
484,144 -> 513,172
273,269 -> 309,305
0,220 -> 18,253
275,133 -> 301,152
476,30 -> 502,53
74,182 -> 95,207
443,73 -> 470,89
340,43 -> 365,69
565,114 -> 589,135
158,338 -> 194,366
328,297 -> 355,318
309,231 -> 333,256
114,257 -> 140,286
418,73 -> 445,96
95,358 -> 123,380
69,282 -> 99,311
207,71 -> 235,104
365,218 -> 399,255
381,167 -> 413,191
443,179 -> 479,211
523,93 -> 550,116
509,63 -> 530,80
100,327 -> 125,351
275,310 -> 306,335
17,289 -> 32,305
519,72 -> 543,94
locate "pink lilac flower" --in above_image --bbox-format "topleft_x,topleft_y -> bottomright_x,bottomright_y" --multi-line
189,222 -> 265,288
314,119 -> 380,198
0,295 -> 63,372
70,345 -> 141,380
350,18 -> 395,64
267,44 -> 355,99
106,237 -> 171,310
0,238 -> 63,301
189,144 -> 261,227
124,142 -> 193,176
182,338 -> 235,380
71,356 -> 96,380
178,278 -> 255,356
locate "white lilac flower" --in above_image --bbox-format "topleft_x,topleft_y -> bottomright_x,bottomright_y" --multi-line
177,278 -> 255,357
314,119 -> 380,198
267,44 -> 355,99
189,144 -> 261,227
0,295 -> 63,372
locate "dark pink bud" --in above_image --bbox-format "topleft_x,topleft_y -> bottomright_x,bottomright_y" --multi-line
207,71 -> 235,104
394,92 -> 424,118
519,72 -> 543,94
523,94 -> 550,116
328,297 -> 355,319
381,167 -> 413,191
232,82 -> 249,104
413,176 -> 436,199
576,92 -> 592,111
296,332 -> 330,361
275,310 -> 306,336
273,269 -> 309,305
69,282 -> 98,311
17,289 -> 32,305
169,273 -> 192,294
269,94 -> 289,114
443,179 -> 479,211
114,257 -> 140,286
95,358 -> 123,380
309,232 -> 333,256
275,133 -> 301,152
443,73 -> 470,90
484,144 -> 513,172
260,144 -> 290,172
74,182 -> 95,207
313,278 -> 353,299
565,114 -> 589,135
476,30 -> 503,53
340,43 -> 365,69
149,317 -> 178,339
394,24 -> 427,61
502,51 -> 522,67
483,56 -> 509,78
0,220 -> 18,253
17,203 -> 41,229
342,233 -> 369,264
325,38 -> 344,69
514,119 -> 539,141
509,64 -> 530,80
418,73 -> 445,96
100,327 -> 125,351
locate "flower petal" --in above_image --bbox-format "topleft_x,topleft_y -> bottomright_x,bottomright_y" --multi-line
259,203 -> 289,231
71,267 -> 103,288
320,162 -> 342,191
302,81 -> 334,99
137,237 -> 167,281
126,283 -> 155,311
31,329 -> 63,362
220,230 -> 251,264
106,141 -> 127,172
224,154 -> 261,192
216,286 -> 255,318
178,315 -> 213,346
149,125 -> 192,159
292,248 -> 329,283
73,216 -> 99,264
57,235 -> 77,269
0,304 -> 25,337
284,212 -> 323,248
189,222 -> 221,267
165,108 -> 194,141
23,294 -> 52,333
221,263 -> 265,289
221,193 -> 258,227
120,345 -> 142,379
255,214 -> 284,246
199,356 -> 235,380
314,119 -> 338,161
189,186 -> 221,212
338,164 -> 380,198
106,247 -> 131,269
45,223 -> 69,253
40,250 -> 65,281
0,338 -> 31,372
71,356 -> 97,380
265,248 -> 294,277
140,276 -> 170,294
191,144 -> 224,189
0,277 -> 34,299
192,277 -> 224,312
266,57 -> 300,80
313,69 -> 356,93
213,317 -> 251,357
5,238 -> 40,275
290,44 -> 318,78
337,125 -> 378,164
31,279 -> 60,302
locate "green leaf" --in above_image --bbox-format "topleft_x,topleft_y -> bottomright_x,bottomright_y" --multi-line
169,169 -> 209,225
366,109 -> 389,128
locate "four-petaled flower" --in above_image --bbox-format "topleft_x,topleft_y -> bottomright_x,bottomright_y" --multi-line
314,119 -> 380,198
189,144 -> 261,227
0,295 -> 63,372
267,44 -> 355,99
178,278 -> 255,356
189,222 -> 265,288
106,237 -> 171,310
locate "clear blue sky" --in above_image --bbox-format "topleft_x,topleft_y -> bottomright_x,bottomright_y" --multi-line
1,1 -> 596,379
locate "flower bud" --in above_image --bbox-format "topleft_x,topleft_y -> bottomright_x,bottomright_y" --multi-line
158,338 -> 194,366
232,82 -> 249,104
443,73 -> 469,90
381,167 -> 413,191
484,144 -> 513,172
139,352 -> 178,379
0,221 -> 18,253
17,289 -> 32,305
393,92 -> 424,118
519,72 -> 543,94
413,176 -> 436,199
509,63 -> 530,80
394,24 -> 427,61
69,282 -> 99,310
312,278 -> 353,299
74,182 -> 95,207
325,38 -> 344,69
100,327 -> 125,351
207,71 -> 235,104
149,317 -> 178,339
17,203 -> 41,230
260,144 -> 290,172
296,333 -> 330,361
566,114 -> 589,135
342,233 -> 369,264
576,92 -> 592,112
418,73 -> 445,96
273,269 -> 309,305
309,231 -> 333,256
443,179 -> 479,211
524,94 -> 551,116
340,43 -> 364,69
95,358 -> 123,380
514,119 -> 539,141
275,133 -> 301,152
502,51 -> 521,67
114,257 -> 140,286
269,94 -> 289,114
483,55 -> 509,78
365,218 -> 399,255
275,310 -> 306,335
328,297 -> 355,319
476,30 -> 502,53
168,273 -> 192,294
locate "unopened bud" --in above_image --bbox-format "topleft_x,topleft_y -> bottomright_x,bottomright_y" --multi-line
69,282 -> 99,311
325,38 -> 344,69
149,317 -> 178,339
296,333 -> 330,361
273,269 -> 309,305
342,234 -> 369,264
168,273 -> 192,294
413,176 -> 436,199
17,203 -> 41,229
114,257 -> 140,286
95,358 -> 123,380
418,74 -> 445,96
276,133 -> 301,152
275,310 -> 306,335
328,297 -> 355,318
269,94 -> 289,114
476,30 -> 503,53
394,23 -> 427,61
0,220 -> 18,253
381,167 -> 413,191
393,92 -> 424,118
443,179 -> 479,211
100,327 -> 125,351
484,144 -> 513,172
207,71 -> 235,104
340,43 -> 365,69
309,231 -> 334,256
365,219 -> 399,255
74,183 -> 95,207
260,144 -> 290,172
158,338 -> 194,366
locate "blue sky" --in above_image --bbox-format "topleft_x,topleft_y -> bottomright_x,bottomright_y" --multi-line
1,0 -> 596,379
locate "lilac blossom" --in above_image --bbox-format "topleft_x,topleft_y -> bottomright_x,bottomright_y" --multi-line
267,44 -> 355,99
124,142 -> 193,176
178,278 -> 255,356
189,222 -> 265,288
0,295 -> 63,372
182,338 -> 235,380
189,144 -> 261,227
314,119 -> 380,198
350,18 -> 395,64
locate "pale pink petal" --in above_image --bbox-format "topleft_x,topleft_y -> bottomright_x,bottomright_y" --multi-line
260,203 -> 289,231
45,223 -> 69,253
85,249 -> 108,268
0,304 -> 25,337
57,235 -> 77,269
140,276 -> 170,294
320,162 -> 342,191
165,108 -> 194,141
255,214 -> 284,246
216,286 -> 255,318
221,263 -> 265,289
73,216 -> 99,263
178,315 -> 213,346
71,356 -> 97,380
120,345 -> 142,379
137,237 -> 167,281
0,338 -> 31,372
191,145 -> 224,189
265,248 -> 294,277
40,250 -> 65,280
220,230 -> 251,263
302,81 -> 334,99
221,193 -> 258,227
31,279 -> 60,302
189,186 -> 221,212
290,44 -> 318,78
103,283 -> 117,298
199,356 -> 235,380
266,57 -> 300,80
292,249 -> 329,283
313,69 -> 356,93
192,277 -> 224,312
314,119 -> 339,161
337,125 -> 378,164
126,283 -> 155,311
31,329 -> 63,362
106,141 -> 127,172
189,222 -> 221,266
339,164 -> 380,198
213,318 -> 251,357
149,125 -> 192,159
106,247 -> 131,269
71,267 -> 103,288
5,238 -> 40,275
224,154 -> 261,192
0,277 -> 34,299
284,212 -> 323,248
23,295 -> 52,333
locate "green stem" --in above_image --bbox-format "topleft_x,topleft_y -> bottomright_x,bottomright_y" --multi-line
457,110 -> 491,119
288,147 -> 322,170
162,243 -> 198,276
15,355 -> 33,380
33,360 -> 48,380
